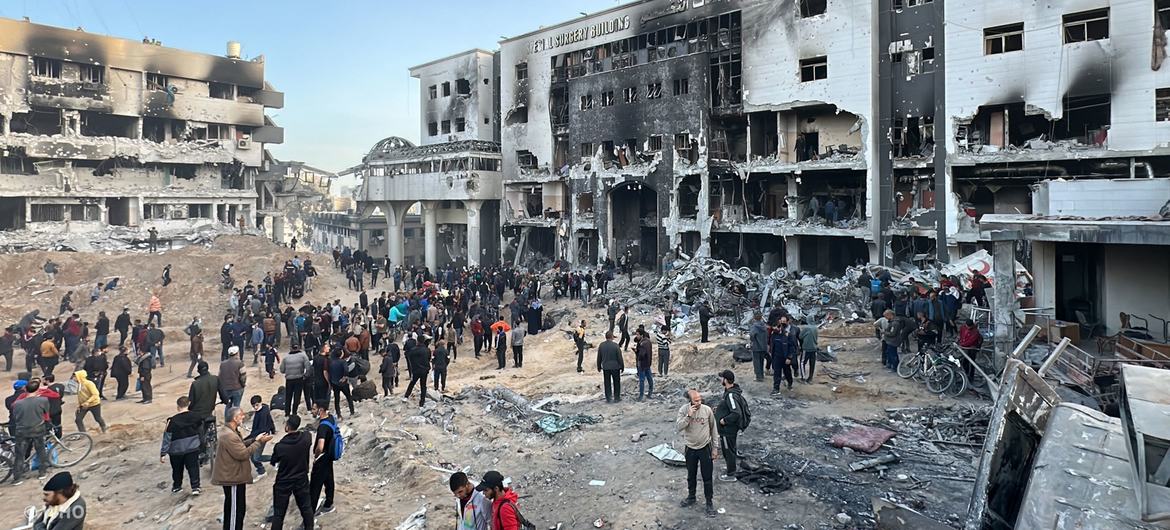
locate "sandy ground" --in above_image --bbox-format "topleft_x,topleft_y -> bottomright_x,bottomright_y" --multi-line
0,236 -> 981,529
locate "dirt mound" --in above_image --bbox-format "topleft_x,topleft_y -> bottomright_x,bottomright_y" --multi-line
0,235 -> 327,331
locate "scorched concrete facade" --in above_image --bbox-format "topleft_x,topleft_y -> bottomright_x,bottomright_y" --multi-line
0,18 -> 284,235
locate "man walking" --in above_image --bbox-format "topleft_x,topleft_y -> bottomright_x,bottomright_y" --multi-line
799,318 -> 819,382
73,370 -> 107,433
573,320 -> 587,373
635,331 -> 654,400
404,337 -> 430,408
309,401 -> 338,516
676,389 -> 718,517
135,346 -> 155,404
596,332 -> 623,403
269,414 -> 314,530
111,346 -> 132,399
714,370 -> 744,482
161,396 -> 203,495
213,406 -> 272,530
279,347 -> 310,416
769,316 -> 799,395
219,346 -> 246,409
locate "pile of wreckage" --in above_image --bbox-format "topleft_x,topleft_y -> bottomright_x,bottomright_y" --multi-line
0,222 -> 248,252
604,257 -> 870,327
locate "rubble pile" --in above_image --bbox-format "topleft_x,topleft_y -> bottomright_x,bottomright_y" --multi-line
884,405 -> 991,446
0,221 -> 248,252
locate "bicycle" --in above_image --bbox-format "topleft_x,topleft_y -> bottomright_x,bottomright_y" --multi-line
0,425 -> 94,483
198,416 -> 217,467
897,342 -> 967,396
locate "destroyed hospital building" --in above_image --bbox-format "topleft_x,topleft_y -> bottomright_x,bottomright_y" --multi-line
0,18 -> 284,237
348,49 -> 503,270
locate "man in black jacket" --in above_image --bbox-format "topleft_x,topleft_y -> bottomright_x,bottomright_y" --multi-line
269,415 -> 313,530
403,337 -> 430,407
110,347 -> 132,399
698,301 -> 712,343
432,340 -> 450,392
114,307 -> 132,347
161,396 -> 203,494
188,361 -> 220,420
714,370 -> 744,482
596,332 -> 623,403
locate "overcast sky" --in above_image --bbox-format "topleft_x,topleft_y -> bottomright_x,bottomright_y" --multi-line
4,0 -> 619,176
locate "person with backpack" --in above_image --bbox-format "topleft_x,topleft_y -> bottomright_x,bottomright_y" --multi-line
714,370 -> 748,482
477,470 -> 533,530
161,396 -> 203,495
309,401 -> 341,516
213,406 -> 273,530
269,414 -> 314,530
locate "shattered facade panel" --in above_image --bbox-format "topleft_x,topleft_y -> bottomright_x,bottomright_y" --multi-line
0,17 -> 283,235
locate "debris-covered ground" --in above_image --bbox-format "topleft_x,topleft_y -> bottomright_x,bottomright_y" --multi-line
0,239 -> 986,529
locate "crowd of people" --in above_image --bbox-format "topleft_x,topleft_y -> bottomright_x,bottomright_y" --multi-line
3,243 -> 1001,528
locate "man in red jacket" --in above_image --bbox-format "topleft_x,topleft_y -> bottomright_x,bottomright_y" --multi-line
477,470 -> 524,530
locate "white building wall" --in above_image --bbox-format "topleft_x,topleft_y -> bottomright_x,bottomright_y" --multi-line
412,51 -> 496,145
945,0 -> 1170,237
1102,244 -> 1170,333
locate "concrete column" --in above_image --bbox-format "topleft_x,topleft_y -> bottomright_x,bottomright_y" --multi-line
991,237 -> 1018,370
271,216 -> 285,244
785,235 -> 802,272
421,201 -> 439,272
787,175 -> 806,220
464,199 -> 483,267
383,202 -> 405,268
1031,241 -> 1056,312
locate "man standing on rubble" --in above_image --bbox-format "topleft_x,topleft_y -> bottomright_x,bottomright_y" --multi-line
697,300 -> 713,343
749,313 -> 768,382
676,388 -> 718,517
799,318 -> 819,383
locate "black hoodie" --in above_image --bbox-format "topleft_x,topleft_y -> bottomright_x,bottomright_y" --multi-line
714,384 -> 744,435
270,429 -> 312,484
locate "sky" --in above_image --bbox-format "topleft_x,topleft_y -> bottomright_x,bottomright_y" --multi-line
2,0 -> 620,175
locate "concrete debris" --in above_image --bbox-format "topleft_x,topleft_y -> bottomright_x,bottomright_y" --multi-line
0,221 -> 250,252
646,443 -> 686,466
535,414 -> 600,435
394,506 -> 427,530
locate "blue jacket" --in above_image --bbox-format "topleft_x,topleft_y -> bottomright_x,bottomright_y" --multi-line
769,327 -> 799,361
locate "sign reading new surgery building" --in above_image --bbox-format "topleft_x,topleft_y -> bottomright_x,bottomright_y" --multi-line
531,15 -> 632,53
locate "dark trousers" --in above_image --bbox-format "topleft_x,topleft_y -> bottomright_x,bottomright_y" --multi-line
576,344 -> 584,371
149,311 -> 162,327
93,373 -> 106,398
512,345 -> 523,367
881,343 -> 900,370
114,375 -> 129,399
1,351 -> 11,371
75,405 -> 106,432
602,369 -> 621,401
684,444 -> 714,503
331,382 -> 354,417
222,484 -> 246,530
272,477 -> 314,530
720,431 -> 738,475
752,350 -> 766,381
309,459 -> 334,510
473,335 -> 483,356
118,329 -> 128,346
802,349 -> 817,381
311,380 -> 330,409
772,355 -> 792,390
404,373 -> 428,407
700,318 -> 710,342
433,368 -> 447,391
14,432 -> 48,480
140,372 -> 153,401
169,451 -> 200,490
658,349 -> 670,376
618,330 -> 630,350
285,379 -> 304,417
497,348 -> 506,369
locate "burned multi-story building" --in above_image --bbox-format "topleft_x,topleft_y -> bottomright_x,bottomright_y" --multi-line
498,0 -> 879,273
0,18 -> 283,235
352,49 -> 502,269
